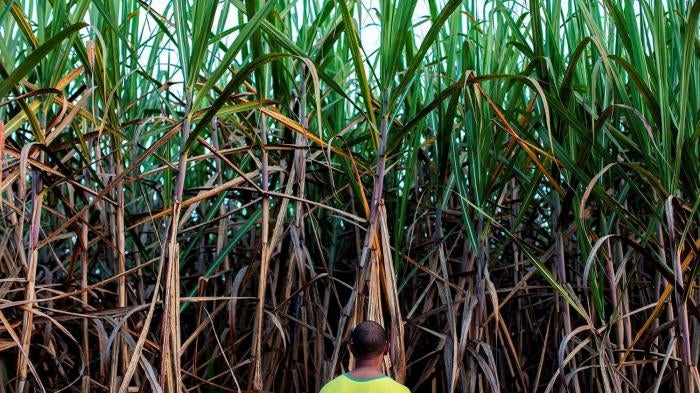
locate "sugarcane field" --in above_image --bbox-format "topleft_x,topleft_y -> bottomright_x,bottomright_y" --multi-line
1,0 -> 700,392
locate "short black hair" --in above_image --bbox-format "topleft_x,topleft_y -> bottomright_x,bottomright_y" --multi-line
349,321 -> 388,359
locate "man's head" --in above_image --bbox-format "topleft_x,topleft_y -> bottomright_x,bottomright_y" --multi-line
349,321 -> 388,360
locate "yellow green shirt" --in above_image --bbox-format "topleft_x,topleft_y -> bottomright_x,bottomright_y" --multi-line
319,374 -> 410,393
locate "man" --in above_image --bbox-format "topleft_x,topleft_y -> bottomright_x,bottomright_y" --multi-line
320,321 -> 410,392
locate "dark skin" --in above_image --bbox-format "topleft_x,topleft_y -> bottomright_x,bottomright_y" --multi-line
347,343 -> 389,379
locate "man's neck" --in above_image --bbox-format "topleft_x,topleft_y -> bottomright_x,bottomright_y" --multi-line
348,357 -> 384,379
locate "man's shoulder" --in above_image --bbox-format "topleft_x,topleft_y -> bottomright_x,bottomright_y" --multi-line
384,378 -> 411,392
318,375 -> 346,392
373,376 -> 410,392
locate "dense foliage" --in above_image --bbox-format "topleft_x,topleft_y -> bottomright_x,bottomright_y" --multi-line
1,0 -> 699,392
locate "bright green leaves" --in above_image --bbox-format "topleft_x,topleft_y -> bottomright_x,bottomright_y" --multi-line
193,0 -> 277,108
0,22 -> 86,100
173,0 -> 191,94
379,0 -> 418,88
388,0 -> 462,113
186,0 -> 219,94
338,0 -> 377,129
